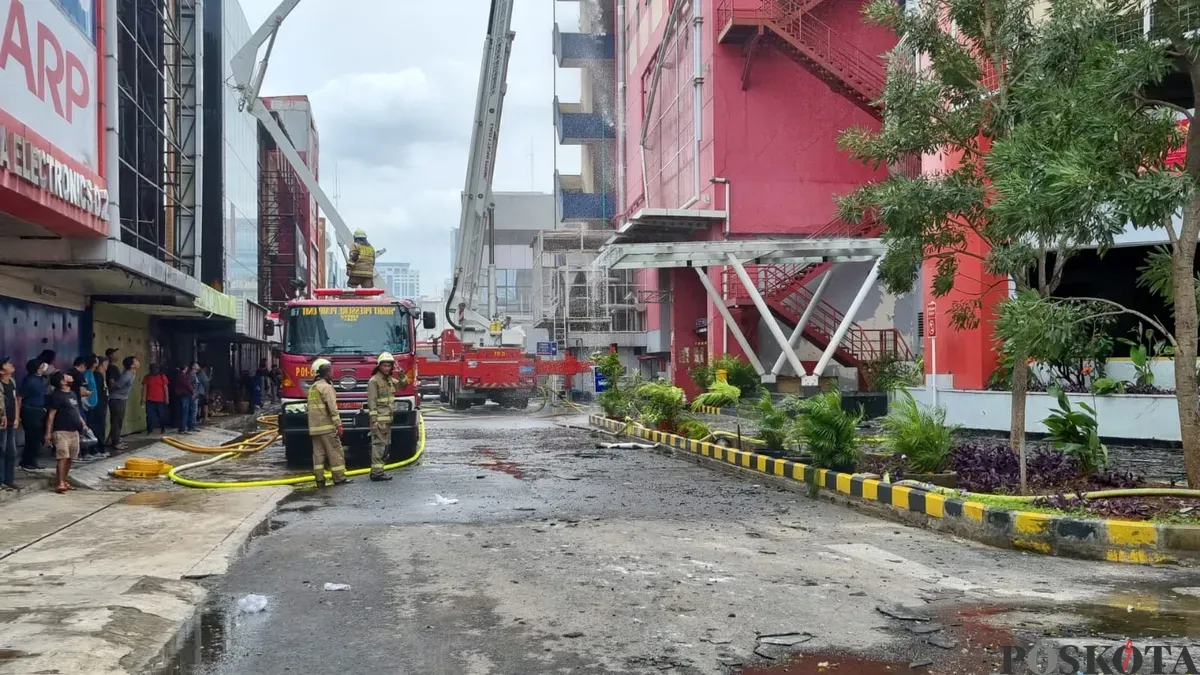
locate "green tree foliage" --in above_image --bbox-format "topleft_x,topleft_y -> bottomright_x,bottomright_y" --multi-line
839,0 -> 1189,476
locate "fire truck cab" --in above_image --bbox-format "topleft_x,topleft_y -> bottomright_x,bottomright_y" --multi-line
276,288 -> 436,468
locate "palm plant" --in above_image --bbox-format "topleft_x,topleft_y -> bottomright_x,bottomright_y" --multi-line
794,390 -> 862,471
880,390 -> 960,473
753,393 -> 792,452
634,380 -> 710,439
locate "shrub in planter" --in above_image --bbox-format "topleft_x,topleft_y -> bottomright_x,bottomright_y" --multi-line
794,390 -> 862,472
592,351 -> 629,419
951,441 -> 1080,494
1043,386 -> 1107,474
880,390 -> 961,474
690,355 -> 761,398
753,393 -> 792,453
634,381 -> 710,439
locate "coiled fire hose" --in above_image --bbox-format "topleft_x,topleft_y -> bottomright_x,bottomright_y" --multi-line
165,412 -> 425,489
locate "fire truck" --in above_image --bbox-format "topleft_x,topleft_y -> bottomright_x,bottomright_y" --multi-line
273,288 -> 436,467
231,0 -> 592,416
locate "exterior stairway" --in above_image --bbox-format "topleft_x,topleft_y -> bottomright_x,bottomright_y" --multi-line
717,0 -> 887,119
715,0 -> 912,370
721,217 -> 912,369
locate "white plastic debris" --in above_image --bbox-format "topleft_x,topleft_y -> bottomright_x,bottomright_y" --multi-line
323,583 -> 352,591
237,594 -> 268,613
433,494 -> 459,505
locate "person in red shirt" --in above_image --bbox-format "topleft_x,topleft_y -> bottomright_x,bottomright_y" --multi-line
143,364 -> 169,434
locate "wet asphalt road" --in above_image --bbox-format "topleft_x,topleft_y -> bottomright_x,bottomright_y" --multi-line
176,407 -> 1200,675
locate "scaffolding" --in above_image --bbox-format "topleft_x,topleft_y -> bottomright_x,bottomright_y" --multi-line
257,130 -> 307,311
532,229 -> 644,350
117,0 -> 197,273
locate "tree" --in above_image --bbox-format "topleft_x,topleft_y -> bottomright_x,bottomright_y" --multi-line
1101,0 -> 1200,486
838,0 -> 1180,463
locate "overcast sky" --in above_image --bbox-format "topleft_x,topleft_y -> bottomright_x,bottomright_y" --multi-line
239,0 -> 582,295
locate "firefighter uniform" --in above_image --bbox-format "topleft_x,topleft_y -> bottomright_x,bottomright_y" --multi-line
366,353 -> 409,479
347,229 -> 375,288
307,359 -> 347,486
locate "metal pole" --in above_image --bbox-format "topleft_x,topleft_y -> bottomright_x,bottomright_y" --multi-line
726,253 -> 807,382
771,267 -> 834,376
104,0 -> 120,237
694,267 -> 767,377
809,257 -> 882,382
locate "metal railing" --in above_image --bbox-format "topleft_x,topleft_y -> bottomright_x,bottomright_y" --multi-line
778,285 -> 912,362
719,0 -> 887,101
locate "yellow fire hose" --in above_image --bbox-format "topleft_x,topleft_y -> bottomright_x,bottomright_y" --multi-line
165,412 -> 425,489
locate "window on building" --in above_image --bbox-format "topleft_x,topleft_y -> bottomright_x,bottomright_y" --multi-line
475,269 -> 533,315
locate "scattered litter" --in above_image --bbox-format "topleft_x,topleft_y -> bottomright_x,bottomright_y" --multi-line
236,594 -> 268,613
433,494 -> 459,505
910,658 -> 934,669
700,637 -> 732,645
926,634 -> 957,649
876,605 -> 931,622
918,588 -> 966,603
562,631 -> 584,638
597,442 -> 658,449
757,632 -> 813,646
323,583 -> 352,591
906,623 -> 944,635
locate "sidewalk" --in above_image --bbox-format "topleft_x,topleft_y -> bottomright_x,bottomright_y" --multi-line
0,486 -> 290,674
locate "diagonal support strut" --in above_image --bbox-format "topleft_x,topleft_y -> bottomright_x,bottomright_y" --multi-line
802,257 -> 883,386
771,265 -> 835,376
726,253 -> 809,382
693,266 -> 772,383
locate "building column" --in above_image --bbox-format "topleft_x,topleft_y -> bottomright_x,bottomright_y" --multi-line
668,267 -> 708,397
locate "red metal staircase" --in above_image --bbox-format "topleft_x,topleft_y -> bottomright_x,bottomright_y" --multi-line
721,217 -> 912,368
717,0 -> 887,118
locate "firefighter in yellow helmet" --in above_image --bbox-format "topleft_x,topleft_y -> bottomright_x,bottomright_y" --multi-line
307,358 -> 350,486
346,229 -> 375,289
366,352 -> 409,481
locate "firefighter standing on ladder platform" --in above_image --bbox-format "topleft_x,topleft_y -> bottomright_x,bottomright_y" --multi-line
307,358 -> 350,487
347,229 -> 376,288
366,352 -> 408,481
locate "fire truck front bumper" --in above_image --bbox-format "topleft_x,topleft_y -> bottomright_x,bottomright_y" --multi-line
278,399 -> 419,449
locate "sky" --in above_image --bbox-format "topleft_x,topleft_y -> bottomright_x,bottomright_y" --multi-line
239,0 -> 583,296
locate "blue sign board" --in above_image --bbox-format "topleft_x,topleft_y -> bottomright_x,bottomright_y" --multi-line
536,341 -> 558,356
519,365 -> 536,376
593,367 -> 609,392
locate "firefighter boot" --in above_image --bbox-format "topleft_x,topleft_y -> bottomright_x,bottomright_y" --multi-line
370,424 -> 392,481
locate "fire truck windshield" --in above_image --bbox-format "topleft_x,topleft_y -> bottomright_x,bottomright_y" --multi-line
284,305 -> 410,356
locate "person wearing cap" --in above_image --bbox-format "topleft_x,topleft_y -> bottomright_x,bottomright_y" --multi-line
365,352 -> 409,482
346,229 -> 376,289
307,358 -> 349,487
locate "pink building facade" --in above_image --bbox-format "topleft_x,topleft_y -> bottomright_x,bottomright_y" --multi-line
615,0 -> 916,395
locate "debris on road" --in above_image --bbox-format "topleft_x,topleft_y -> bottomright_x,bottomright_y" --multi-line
876,605 -> 931,621
905,623 -> 944,635
237,594 -> 269,613
757,632 -> 814,646
323,583 -> 352,591
926,634 -> 957,649
597,442 -> 659,449
432,494 -> 459,505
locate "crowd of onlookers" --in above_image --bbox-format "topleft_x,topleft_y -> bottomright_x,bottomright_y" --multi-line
0,349 -> 277,494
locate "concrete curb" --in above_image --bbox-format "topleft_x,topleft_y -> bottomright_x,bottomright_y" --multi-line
591,415 -> 1200,565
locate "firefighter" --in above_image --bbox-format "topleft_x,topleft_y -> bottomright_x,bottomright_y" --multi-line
366,352 -> 409,481
346,229 -> 376,288
307,358 -> 350,487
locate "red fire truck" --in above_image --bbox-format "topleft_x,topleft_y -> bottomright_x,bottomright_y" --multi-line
277,288 -> 437,467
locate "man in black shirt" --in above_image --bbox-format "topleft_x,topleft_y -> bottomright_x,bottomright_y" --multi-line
46,371 -> 88,493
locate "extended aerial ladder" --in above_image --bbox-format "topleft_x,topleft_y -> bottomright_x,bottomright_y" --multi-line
444,0 -> 524,349
229,0 -> 386,291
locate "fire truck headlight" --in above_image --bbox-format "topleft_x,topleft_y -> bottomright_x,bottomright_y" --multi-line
284,403 -> 307,415
394,400 -> 412,412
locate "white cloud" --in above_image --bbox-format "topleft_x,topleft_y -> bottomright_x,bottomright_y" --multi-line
235,0 -> 582,295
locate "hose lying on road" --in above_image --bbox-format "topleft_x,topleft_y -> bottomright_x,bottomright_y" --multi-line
893,480 -> 1200,501
164,412 -> 425,489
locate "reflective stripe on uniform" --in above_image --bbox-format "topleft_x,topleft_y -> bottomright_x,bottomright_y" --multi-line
329,465 -> 346,473
309,424 -> 336,435
371,463 -> 384,470
313,464 -> 324,471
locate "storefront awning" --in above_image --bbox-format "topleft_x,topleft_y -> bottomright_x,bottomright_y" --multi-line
0,237 -> 206,299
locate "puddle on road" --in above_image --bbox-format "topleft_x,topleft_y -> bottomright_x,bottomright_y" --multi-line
164,602 -> 231,674
472,447 -> 528,479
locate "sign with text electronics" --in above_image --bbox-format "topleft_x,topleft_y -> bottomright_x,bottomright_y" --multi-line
0,0 -> 101,174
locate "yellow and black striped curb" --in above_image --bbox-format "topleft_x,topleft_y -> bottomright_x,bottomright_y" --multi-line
590,415 -> 1200,565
